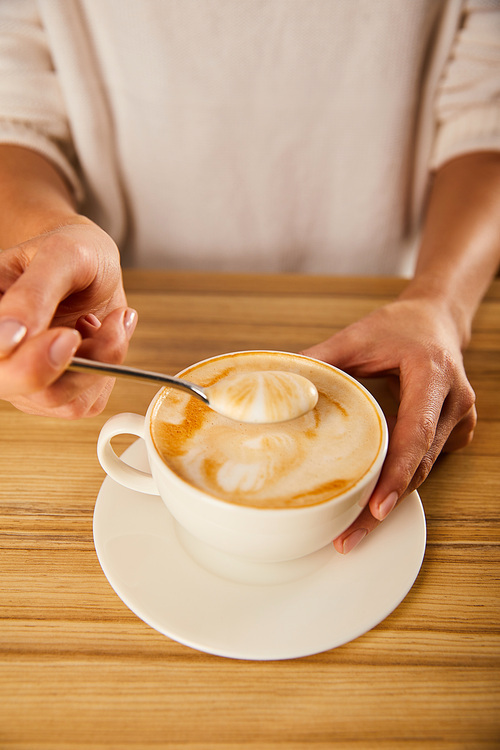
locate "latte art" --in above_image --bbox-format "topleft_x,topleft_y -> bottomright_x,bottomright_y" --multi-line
188,430 -> 302,495
151,352 -> 383,509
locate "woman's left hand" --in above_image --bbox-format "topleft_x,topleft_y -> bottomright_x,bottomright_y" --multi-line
302,296 -> 477,554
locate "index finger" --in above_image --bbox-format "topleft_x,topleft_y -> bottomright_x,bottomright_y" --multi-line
0,232 -> 96,357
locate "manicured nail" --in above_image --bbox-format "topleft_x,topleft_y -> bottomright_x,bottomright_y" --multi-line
83,313 -> 101,328
0,318 -> 28,356
49,329 -> 81,368
123,308 -> 138,339
377,491 -> 399,521
342,528 -> 368,555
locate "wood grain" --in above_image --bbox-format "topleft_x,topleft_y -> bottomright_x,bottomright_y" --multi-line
1,272 -> 499,749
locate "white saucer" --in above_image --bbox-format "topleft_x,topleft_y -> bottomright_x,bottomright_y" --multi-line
93,440 -> 426,661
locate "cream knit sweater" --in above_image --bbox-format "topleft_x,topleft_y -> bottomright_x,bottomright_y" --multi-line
1,0 -> 499,274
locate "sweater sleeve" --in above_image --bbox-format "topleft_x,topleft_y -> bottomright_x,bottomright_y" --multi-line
0,0 -> 83,201
430,0 -> 500,169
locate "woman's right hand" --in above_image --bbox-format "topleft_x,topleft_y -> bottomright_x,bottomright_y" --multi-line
0,219 -> 137,418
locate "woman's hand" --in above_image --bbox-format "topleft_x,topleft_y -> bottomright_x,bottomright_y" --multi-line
0,219 -> 137,418
302,295 -> 477,553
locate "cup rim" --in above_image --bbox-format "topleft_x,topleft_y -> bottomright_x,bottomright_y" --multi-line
144,350 -> 389,517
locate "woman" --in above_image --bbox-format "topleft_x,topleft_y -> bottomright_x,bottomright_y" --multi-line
0,0 -> 499,552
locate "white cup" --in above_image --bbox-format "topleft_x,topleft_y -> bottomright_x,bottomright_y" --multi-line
97,351 -> 388,585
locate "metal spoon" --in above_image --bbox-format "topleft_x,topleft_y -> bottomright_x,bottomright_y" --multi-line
68,356 -> 318,423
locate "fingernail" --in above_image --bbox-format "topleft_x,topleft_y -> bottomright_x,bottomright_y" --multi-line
0,318 -> 28,357
49,329 -> 81,368
342,528 -> 368,555
83,313 -> 101,328
377,491 -> 399,521
123,308 -> 138,339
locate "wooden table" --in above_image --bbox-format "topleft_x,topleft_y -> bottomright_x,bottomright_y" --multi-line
1,271 -> 499,748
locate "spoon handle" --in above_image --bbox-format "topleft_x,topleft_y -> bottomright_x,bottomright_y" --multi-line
68,357 -> 209,404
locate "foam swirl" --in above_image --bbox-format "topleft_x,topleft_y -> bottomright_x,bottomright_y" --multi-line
206,370 -> 318,423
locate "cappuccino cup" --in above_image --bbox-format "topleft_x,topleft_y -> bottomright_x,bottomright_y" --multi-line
97,351 -> 388,584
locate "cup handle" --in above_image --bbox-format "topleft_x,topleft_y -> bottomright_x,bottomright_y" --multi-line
97,412 -> 159,495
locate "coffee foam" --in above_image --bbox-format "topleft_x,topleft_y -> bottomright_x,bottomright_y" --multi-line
151,352 -> 383,509
206,370 -> 318,422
